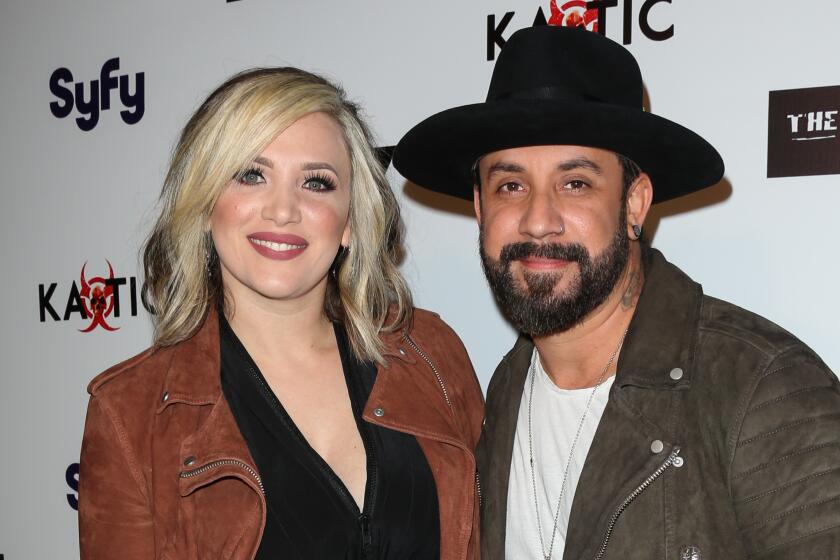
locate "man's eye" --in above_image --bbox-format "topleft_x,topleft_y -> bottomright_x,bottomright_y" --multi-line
498,182 -> 525,194
564,179 -> 589,190
236,168 -> 266,185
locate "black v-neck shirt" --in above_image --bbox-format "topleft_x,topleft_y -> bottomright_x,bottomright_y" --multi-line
219,317 -> 440,559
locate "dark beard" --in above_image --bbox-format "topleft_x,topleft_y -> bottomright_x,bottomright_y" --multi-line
479,212 -> 630,337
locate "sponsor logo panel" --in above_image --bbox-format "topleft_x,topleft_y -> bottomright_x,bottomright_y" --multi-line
38,260 -> 147,332
66,463 -> 80,511
768,85 -> 840,178
49,57 -> 145,131
487,0 -> 675,60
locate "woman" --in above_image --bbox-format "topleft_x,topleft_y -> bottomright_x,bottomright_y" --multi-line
78,67 -> 484,559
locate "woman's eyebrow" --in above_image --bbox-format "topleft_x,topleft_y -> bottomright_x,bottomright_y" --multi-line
302,162 -> 339,174
253,156 -> 274,168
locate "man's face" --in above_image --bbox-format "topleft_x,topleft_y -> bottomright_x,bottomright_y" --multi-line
475,145 -> 631,336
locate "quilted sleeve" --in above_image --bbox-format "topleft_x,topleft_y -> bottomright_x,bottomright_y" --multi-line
729,346 -> 840,558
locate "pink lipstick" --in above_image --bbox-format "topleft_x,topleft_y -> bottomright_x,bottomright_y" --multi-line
247,232 -> 308,261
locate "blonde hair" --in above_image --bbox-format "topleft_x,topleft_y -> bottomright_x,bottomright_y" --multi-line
142,67 -> 412,362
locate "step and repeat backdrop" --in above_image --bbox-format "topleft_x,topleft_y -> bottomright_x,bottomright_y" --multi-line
2,0 -> 839,557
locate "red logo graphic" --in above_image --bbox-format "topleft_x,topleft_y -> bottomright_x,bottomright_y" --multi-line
549,0 -> 599,32
79,260 -> 118,332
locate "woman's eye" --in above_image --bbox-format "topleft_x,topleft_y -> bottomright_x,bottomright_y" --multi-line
303,173 -> 337,192
236,168 -> 265,186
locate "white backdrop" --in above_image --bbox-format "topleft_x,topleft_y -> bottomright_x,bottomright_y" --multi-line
2,1 -> 839,557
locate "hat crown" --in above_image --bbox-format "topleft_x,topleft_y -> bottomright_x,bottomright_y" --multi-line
487,26 -> 643,109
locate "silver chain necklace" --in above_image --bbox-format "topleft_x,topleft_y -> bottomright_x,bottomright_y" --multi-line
527,329 -> 628,560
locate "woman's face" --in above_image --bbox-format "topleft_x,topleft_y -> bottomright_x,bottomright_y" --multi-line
210,112 -> 352,308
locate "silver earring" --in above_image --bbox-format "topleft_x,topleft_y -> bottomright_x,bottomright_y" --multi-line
204,241 -> 215,276
632,224 -> 643,239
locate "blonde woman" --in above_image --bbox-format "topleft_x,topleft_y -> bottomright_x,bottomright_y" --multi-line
78,68 -> 484,560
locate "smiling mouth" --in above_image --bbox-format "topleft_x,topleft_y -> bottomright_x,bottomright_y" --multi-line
248,238 -> 307,252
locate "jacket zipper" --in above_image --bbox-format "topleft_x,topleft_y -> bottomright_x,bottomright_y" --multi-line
404,334 -> 452,408
476,470 -> 483,508
180,459 -> 265,495
592,447 -> 681,560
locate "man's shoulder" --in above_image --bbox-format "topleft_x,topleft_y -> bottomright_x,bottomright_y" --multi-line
698,294 -> 817,366
485,336 -> 532,401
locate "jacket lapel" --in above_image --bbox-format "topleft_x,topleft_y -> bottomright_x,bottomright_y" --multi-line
480,248 -> 705,559
477,336 -> 533,559
564,248 -> 703,558
157,309 -> 263,498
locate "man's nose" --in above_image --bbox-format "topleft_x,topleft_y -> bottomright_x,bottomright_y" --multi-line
518,188 -> 565,240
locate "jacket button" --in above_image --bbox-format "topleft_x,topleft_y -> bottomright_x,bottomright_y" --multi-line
673,456 -> 685,468
161,391 -> 170,403
398,348 -> 407,356
373,407 -> 385,417
183,456 -> 196,467
650,440 -> 664,454
669,367 -> 684,381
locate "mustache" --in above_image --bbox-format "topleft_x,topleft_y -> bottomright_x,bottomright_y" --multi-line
499,242 -> 588,264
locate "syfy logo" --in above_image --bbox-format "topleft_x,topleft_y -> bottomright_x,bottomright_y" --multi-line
487,0 -> 675,60
66,463 -> 80,510
768,85 -> 840,178
38,260 -> 146,332
49,57 -> 145,132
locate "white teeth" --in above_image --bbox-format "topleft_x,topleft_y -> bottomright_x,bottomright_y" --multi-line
249,238 -> 306,252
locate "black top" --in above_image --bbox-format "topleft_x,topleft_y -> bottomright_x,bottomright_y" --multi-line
219,317 -> 440,559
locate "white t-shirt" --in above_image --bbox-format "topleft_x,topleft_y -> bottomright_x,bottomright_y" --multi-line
505,348 -> 614,560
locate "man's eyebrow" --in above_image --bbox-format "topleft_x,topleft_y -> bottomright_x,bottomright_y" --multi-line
253,156 -> 273,169
557,157 -> 603,174
302,162 -> 339,174
486,161 -> 526,176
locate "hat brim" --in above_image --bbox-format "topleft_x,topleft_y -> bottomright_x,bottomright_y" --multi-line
393,99 -> 724,203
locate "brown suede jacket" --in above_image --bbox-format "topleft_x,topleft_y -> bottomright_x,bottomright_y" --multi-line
478,248 -> 840,559
79,308 -> 484,559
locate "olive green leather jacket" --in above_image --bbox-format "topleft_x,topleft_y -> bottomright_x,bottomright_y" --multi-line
477,248 -> 840,559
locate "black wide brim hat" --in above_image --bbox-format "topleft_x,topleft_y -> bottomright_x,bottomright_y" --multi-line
393,26 -> 724,203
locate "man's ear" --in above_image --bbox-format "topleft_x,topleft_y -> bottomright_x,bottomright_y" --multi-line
473,185 -> 482,226
626,173 -> 653,239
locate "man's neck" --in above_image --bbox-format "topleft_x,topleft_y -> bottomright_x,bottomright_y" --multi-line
532,244 -> 645,389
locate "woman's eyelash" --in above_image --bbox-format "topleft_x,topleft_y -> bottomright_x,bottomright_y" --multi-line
304,172 -> 337,191
235,167 -> 265,184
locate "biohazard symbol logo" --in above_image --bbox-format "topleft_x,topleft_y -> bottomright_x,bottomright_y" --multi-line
549,0 -> 599,32
79,260 -> 119,332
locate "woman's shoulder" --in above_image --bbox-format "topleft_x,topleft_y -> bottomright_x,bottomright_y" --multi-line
407,307 -> 485,427
406,307 -> 472,365
86,344 -> 172,402
408,307 -> 459,340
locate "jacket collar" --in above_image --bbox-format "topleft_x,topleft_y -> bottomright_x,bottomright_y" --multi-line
157,309 -> 222,410
159,307 -> 423,496
157,307 -> 419,414
615,246 -> 702,390
479,247 -> 703,558
493,246 -> 703,395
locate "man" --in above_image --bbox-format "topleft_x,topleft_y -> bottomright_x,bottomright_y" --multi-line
394,26 -> 840,559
